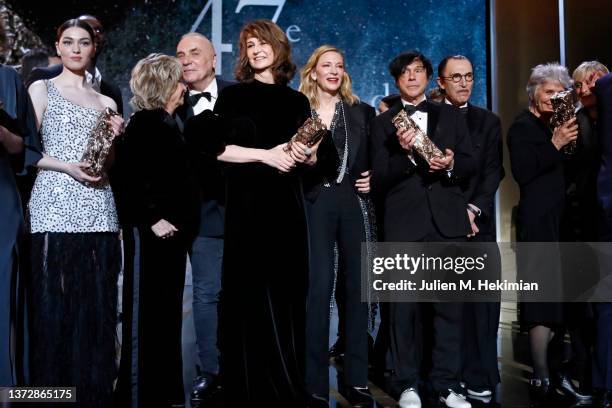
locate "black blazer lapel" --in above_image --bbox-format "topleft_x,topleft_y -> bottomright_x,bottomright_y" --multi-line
426,101 -> 441,140
466,103 -> 483,134
345,102 -> 361,169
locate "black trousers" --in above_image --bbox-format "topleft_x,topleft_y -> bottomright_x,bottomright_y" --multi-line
116,227 -> 187,408
386,220 -> 465,396
461,232 -> 501,390
305,179 -> 368,397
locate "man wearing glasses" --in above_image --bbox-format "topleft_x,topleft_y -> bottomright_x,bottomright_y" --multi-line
370,50 -> 476,408
436,55 -> 504,403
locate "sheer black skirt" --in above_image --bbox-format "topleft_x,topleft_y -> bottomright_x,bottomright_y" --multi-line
29,232 -> 120,408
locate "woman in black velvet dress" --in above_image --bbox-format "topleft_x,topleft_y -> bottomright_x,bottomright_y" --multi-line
115,53 -> 199,407
213,19 -> 326,406
507,63 -> 583,402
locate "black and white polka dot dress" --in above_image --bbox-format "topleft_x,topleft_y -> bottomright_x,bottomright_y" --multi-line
29,80 -> 119,233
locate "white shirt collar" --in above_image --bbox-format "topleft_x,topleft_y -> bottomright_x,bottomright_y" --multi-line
85,67 -> 102,84
189,78 -> 218,99
401,95 -> 427,107
444,98 -> 468,109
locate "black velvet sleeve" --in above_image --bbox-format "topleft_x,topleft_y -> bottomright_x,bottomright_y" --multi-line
508,119 -> 562,186
184,109 -> 227,158
121,113 -> 169,227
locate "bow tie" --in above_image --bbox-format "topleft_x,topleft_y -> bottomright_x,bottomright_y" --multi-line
404,101 -> 428,115
188,91 -> 212,106
459,107 -> 468,115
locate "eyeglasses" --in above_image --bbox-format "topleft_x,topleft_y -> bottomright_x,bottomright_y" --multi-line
442,72 -> 474,83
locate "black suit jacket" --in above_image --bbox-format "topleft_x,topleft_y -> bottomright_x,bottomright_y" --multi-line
371,100 -> 476,241
26,64 -> 124,115
303,101 -> 376,201
178,77 -> 233,237
462,104 -> 504,235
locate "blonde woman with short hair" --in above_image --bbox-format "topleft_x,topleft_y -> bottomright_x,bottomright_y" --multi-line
115,52 -> 200,407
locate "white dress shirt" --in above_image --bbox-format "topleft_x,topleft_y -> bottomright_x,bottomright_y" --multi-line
401,96 -> 428,165
191,78 -> 218,115
85,67 -> 102,92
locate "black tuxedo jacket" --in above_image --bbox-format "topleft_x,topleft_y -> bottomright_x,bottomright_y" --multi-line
462,104 -> 504,235
26,64 -> 124,115
178,77 -> 233,237
371,100 -> 476,241
303,101 -> 376,201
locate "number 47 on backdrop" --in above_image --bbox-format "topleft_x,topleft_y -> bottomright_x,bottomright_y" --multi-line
190,0 -> 287,72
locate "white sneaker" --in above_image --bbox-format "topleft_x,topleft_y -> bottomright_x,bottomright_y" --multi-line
466,388 -> 492,403
440,389 -> 472,408
467,388 -> 492,397
398,387 -> 421,408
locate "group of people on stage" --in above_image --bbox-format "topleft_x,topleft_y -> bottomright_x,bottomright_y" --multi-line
2,11 -> 612,408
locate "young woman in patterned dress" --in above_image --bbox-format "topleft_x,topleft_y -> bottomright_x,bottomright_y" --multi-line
26,18 -> 124,407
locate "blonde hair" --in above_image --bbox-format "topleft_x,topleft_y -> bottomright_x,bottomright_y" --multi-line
572,60 -> 609,81
299,45 -> 359,109
130,53 -> 183,111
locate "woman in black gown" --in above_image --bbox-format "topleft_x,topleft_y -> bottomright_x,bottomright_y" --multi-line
213,19 -> 322,406
507,63 -> 581,402
116,53 -> 200,407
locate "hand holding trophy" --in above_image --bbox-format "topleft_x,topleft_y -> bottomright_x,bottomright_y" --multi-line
392,109 -> 444,162
80,108 -> 121,178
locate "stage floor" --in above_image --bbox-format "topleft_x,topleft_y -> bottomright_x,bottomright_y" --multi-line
173,273 -> 581,407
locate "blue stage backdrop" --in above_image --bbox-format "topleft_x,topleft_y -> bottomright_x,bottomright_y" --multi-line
98,0 -> 488,112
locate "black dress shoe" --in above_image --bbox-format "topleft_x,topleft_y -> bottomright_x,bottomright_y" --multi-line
190,373 -> 220,402
345,386 -> 374,408
529,377 -> 551,402
555,373 -> 593,403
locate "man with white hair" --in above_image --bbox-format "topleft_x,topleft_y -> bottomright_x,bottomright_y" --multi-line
175,32 -> 232,403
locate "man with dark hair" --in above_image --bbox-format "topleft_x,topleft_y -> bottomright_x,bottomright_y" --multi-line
436,55 -> 503,402
25,15 -> 123,114
371,50 -> 475,408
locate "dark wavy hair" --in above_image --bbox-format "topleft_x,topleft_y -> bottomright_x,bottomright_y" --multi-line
388,50 -> 433,81
234,19 -> 296,86
56,18 -> 95,43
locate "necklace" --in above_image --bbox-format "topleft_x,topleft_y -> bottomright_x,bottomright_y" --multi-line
313,100 -> 349,186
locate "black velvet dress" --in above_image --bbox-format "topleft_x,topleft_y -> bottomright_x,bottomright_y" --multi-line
214,80 -> 310,406
114,109 -> 200,407
507,109 -> 564,325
